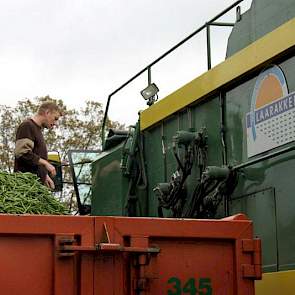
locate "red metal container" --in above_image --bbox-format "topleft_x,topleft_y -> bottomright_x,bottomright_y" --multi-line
0,213 -> 261,294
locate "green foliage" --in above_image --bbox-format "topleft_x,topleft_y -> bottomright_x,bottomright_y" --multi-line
0,96 -> 124,212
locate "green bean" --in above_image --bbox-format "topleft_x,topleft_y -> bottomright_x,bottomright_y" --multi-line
0,171 -> 68,215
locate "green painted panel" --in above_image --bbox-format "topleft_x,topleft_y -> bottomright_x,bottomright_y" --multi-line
143,125 -> 167,217
225,55 -> 295,271
91,144 -> 128,216
229,188 -> 278,272
227,0 -> 295,57
191,97 -> 223,166
163,115 -> 179,182
162,116 -> 179,217
225,77 -> 254,166
143,96 -> 223,217
186,98 -> 224,214
269,156 -> 295,271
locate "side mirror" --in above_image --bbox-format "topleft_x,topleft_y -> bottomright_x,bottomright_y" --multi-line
48,151 -> 63,192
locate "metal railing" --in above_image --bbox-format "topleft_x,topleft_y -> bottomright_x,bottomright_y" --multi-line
101,0 -> 245,144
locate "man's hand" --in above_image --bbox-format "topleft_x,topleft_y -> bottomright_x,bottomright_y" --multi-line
45,174 -> 55,190
45,162 -> 56,177
39,158 -> 56,177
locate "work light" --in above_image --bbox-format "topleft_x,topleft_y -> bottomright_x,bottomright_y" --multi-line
140,83 -> 159,106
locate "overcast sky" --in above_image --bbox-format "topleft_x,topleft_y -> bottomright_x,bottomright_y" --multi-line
0,0 -> 251,125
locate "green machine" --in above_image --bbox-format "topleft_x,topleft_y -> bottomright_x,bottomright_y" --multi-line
91,124 -> 148,216
72,0 -> 295,293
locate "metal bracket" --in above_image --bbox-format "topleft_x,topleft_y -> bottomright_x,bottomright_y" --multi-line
241,238 -> 262,279
57,239 -> 160,257
56,226 -> 160,258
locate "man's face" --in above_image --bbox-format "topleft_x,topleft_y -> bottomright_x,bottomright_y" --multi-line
43,110 -> 60,129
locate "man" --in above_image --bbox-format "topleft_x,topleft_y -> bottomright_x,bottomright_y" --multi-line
14,101 -> 62,189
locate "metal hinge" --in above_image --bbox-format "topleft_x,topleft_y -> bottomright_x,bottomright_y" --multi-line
241,238 -> 262,279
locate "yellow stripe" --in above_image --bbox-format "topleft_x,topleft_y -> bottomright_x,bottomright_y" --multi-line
140,17 -> 295,130
48,153 -> 61,163
256,270 -> 295,295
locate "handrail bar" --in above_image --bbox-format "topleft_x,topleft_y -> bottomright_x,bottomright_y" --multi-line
101,0 -> 245,144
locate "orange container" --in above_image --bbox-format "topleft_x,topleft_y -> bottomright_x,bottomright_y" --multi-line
0,213 -> 261,295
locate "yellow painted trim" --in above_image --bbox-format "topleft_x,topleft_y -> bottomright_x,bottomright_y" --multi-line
48,152 -> 61,163
140,17 -> 295,130
255,270 -> 295,295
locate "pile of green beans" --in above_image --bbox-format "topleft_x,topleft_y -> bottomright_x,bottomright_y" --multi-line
0,172 -> 68,215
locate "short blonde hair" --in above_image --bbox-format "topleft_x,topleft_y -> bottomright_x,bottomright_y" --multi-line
37,101 -> 62,115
